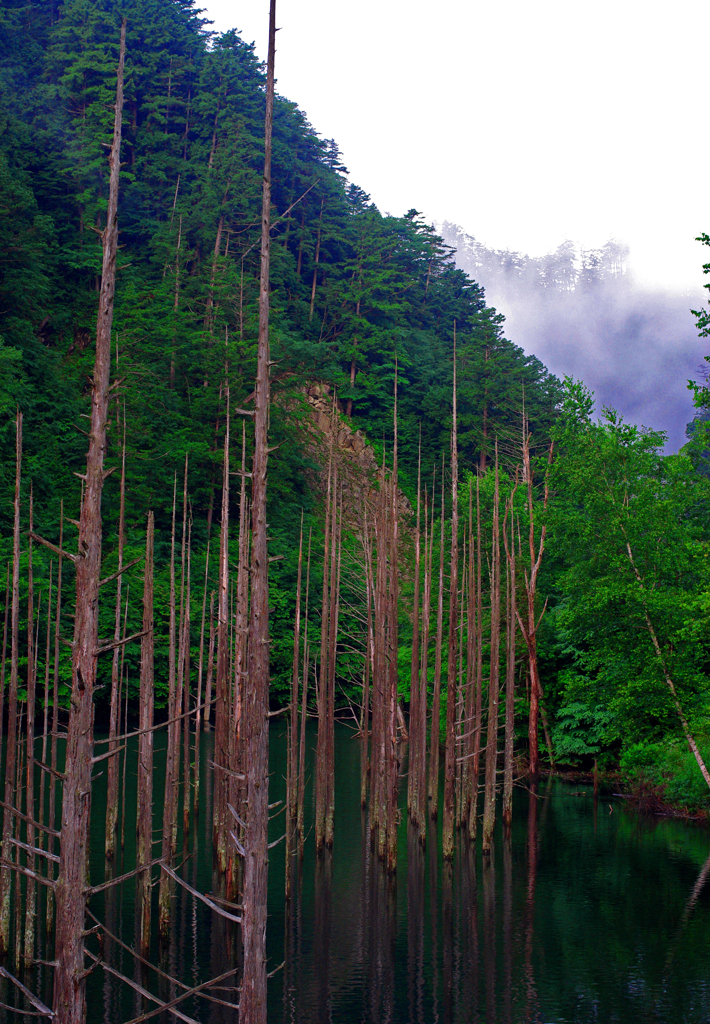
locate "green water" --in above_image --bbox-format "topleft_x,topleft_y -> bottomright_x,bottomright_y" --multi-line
4,721 -> 710,1022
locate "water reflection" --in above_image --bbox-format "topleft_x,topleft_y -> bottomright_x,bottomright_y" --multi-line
406,823 -> 425,1024
6,725 -> 708,1024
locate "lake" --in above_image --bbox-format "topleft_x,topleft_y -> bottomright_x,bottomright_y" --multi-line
4,721 -> 710,1022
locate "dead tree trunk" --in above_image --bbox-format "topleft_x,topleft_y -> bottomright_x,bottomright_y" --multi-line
416,485 -> 433,845
0,412 -> 20,956
47,500 -> 64,935
443,335 -> 459,860
502,506 -> 516,831
203,590 -> 216,732
286,513 -> 304,891
315,411 -> 335,854
23,491 -> 36,966
213,409 -> 230,874
182,509 -> 193,837
228,423 -> 250,890
159,475 -> 179,939
241,2 -> 275,1017
407,437 -> 422,826
468,477 -> 484,844
325,484 -> 341,849
193,538 -> 210,811
360,513 -> 373,811
482,448 -> 501,856
0,565 -> 8,784
136,512 -> 155,957
516,427 -> 552,782
105,404 -> 126,860
428,461 -> 445,819
53,22 -> 125,1022
297,528 -> 313,850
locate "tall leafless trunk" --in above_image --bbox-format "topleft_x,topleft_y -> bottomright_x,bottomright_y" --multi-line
0,565 -> 8,784
503,506 -> 516,830
159,475 -> 179,937
0,412 -> 20,956
47,500 -> 64,935
428,461 -> 445,819
174,456 -> 189,851
383,370 -> 400,872
105,403 -> 126,859
325,486 -> 341,849
241,2 -> 275,1016
315,408 -> 335,854
193,539 -> 210,811
288,514 -> 304,846
136,512 -> 155,956
468,477 -> 484,843
443,335 -> 458,860
416,486 -> 433,845
297,528 -> 313,851
182,509 -> 193,837
53,23 -> 125,1021
407,436 -> 422,826
213,405 -> 230,873
482,448 -> 501,855
23,489 -> 36,966
203,590 -> 216,732
514,426 -> 552,781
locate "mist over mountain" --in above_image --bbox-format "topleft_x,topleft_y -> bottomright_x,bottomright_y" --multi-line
438,222 -> 703,451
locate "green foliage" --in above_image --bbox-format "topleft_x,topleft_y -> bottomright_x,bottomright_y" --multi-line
548,379 -> 710,767
551,697 -> 615,766
620,736 -> 710,813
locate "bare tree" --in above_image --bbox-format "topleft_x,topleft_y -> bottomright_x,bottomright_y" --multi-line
241,1 -> 276,1017
482,446 -> 501,855
136,512 -> 155,956
443,335 -> 459,860
53,22 -> 126,1021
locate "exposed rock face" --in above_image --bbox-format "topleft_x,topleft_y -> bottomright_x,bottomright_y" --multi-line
303,383 -> 411,527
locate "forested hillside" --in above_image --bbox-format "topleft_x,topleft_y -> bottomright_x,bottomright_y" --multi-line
1,0 -> 709,802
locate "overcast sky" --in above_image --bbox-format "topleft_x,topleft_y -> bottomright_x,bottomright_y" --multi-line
202,0 -> 709,294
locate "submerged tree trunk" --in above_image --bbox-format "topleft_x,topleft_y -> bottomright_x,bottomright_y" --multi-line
502,507 -> 516,831
408,437 -> 422,827
298,528 -> 313,850
428,462 -> 445,819
482,448 -> 501,855
136,512 -> 155,957
53,22 -> 125,1022
443,336 -> 459,861
241,2 -> 275,1018
0,411 -> 21,956
105,404 -> 126,860
159,476 -> 180,938
23,491 -> 36,966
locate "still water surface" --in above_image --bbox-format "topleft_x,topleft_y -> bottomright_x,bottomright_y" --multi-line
13,722 -> 710,1022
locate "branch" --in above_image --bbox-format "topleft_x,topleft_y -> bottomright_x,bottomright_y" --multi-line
0,966 -> 53,1018
0,858 -> 55,889
0,799 -> 60,838
87,856 -> 162,895
99,555 -> 144,588
84,953 -> 199,1024
95,629 -> 149,656
160,864 -> 241,923
8,837 -> 60,864
28,532 -> 77,564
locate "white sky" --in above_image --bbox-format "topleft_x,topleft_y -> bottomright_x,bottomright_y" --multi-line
202,0 -> 709,293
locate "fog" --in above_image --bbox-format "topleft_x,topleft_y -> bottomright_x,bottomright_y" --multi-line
439,223 -> 706,453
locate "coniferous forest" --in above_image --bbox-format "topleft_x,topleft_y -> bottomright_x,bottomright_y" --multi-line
2,1 -> 710,1022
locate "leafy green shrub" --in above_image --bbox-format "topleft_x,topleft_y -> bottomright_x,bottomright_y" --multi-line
620,736 -> 710,814
551,701 -> 614,766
